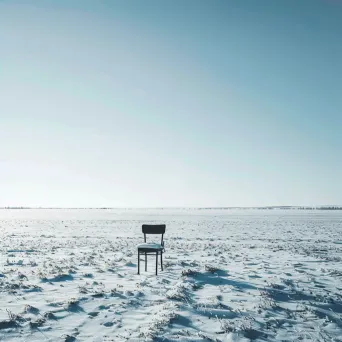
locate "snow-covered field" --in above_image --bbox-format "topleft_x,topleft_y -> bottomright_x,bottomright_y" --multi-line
0,208 -> 341,342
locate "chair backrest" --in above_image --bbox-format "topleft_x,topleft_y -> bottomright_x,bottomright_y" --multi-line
142,224 -> 166,244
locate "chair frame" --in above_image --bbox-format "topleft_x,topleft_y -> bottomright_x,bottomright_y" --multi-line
137,224 -> 165,275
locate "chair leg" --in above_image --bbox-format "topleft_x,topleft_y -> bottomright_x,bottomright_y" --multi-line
155,252 -> 158,275
138,252 -> 140,275
145,252 -> 147,272
161,251 -> 163,271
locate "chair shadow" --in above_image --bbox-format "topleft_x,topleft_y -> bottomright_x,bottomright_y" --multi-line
194,271 -> 257,291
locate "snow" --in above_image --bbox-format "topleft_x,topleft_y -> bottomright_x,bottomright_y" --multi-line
137,243 -> 163,249
0,208 -> 341,341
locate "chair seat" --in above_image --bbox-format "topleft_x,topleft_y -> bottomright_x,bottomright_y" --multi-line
137,243 -> 163,250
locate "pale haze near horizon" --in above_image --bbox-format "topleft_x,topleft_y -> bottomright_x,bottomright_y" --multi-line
0,0 -> 341,208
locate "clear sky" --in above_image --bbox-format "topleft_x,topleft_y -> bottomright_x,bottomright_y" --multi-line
0,0 -> 341,207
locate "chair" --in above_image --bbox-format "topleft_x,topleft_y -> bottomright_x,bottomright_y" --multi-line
137,224 -> 165,275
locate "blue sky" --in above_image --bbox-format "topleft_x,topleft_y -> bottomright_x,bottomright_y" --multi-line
0,0 -> 341,207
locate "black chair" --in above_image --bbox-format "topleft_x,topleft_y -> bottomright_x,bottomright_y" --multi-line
137,224 -> 165,275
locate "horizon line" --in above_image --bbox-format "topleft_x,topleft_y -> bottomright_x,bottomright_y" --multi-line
0,205 -> 342,210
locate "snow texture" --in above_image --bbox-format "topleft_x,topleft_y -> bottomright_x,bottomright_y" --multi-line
0,208 -> 341,341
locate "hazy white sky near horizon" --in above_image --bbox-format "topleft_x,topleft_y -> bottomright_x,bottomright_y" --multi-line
0,0 -> 341,207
